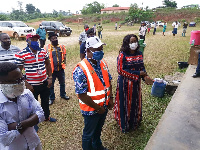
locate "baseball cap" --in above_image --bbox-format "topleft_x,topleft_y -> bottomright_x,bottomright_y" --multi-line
86,36 -> 105,49
26,33 -> 40,40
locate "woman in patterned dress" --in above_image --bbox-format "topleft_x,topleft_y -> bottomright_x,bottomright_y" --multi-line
114,34 -> 153,133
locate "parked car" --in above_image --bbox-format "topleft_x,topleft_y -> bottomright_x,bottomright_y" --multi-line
150,21 -> 165,28
0,21 -> 36,40
150,22 -> 155,28
189,22 -> 196,27
156,21 -> 164,27
172,22 -> 181,27
141,21 -> 150,26
41,21 -> 72,36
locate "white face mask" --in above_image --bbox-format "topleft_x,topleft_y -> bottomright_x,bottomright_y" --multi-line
129,42 -> 138,50
0,81 -> 25,99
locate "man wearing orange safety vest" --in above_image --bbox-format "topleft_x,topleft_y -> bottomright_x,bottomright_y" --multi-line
73,36 -> 114,150
45,32 -> 70,105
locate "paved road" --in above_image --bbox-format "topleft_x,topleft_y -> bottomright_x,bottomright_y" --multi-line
145,65 -> 200,150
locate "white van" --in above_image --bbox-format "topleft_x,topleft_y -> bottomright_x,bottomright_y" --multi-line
0,21 -> 36,40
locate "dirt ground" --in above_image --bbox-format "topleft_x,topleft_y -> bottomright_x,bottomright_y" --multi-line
10,25 -> 188,150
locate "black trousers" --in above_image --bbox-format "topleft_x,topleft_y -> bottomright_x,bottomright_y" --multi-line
33,81 -> 50,119
39,39 -> 46,48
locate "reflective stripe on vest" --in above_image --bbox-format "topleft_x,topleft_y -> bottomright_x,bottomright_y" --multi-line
76,58 -> 110,111
45,44 -> 66,73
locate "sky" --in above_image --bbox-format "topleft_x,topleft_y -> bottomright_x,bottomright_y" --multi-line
1,0 -> 199,14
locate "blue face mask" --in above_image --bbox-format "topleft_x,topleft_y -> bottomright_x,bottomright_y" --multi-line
91,50 -> 104,61
30,41 -> 40,50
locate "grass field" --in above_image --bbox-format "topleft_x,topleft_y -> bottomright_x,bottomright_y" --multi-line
12,22 -> 199,150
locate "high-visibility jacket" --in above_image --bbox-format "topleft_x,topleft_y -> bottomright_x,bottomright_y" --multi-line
75,58 -> 111,112
45,44 -> 66,73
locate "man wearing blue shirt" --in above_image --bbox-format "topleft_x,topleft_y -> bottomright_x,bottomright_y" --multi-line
36,24 -> 46,48
73,36 -> 114,150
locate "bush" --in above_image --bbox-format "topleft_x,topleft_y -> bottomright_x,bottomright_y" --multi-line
102,20 -> 110,24
194,17 -> 200,23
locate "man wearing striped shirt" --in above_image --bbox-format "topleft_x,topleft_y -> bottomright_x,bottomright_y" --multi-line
15,33 -> 56,124
0,33 -> 20,63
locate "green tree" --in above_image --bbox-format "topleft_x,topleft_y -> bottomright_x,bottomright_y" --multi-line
81,1 -> 105,15
26,4 -> 36,14
0,14 -> 8,21
112,4 -> 119,7
126,3 -> 153,23
163,0 -> 177,8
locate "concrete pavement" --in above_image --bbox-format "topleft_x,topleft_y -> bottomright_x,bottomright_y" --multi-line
145,65 -> 200,150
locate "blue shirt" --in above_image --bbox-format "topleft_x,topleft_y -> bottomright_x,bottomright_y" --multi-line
36,28 -> 46,40
73,58 -> 112,115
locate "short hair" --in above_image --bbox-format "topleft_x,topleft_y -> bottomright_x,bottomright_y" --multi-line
86,28 -> 94,35
0,33 -> 7,40
120,34 -> 139,54
0,62 -> 18,77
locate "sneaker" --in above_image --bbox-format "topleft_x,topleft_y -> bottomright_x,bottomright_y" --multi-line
45,117 -> 57,122
61,95 -> 70,100
192,73 -> 200,78
49,99 -> 54,105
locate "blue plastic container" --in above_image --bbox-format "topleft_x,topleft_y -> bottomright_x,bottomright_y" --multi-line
151,81 -> 166,98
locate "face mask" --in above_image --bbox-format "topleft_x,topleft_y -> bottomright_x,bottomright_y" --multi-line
2,41 -> 11,47
30,41 -> 40,50
0,81 -> 25,99
129,42 -> 138,50
90,50 -> 104,61
52,40 -> 58,46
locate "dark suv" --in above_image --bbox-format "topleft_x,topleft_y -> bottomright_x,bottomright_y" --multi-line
41,21 -> 72,36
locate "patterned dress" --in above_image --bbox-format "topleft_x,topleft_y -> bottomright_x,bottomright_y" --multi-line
114,50 -> 146,132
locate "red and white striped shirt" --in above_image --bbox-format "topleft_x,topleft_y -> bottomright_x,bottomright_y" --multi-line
15,47 -> 49,85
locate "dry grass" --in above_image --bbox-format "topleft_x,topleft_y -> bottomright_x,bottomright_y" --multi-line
11,23 -> 199,150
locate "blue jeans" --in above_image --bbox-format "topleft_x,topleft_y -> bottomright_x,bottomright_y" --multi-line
82,110 -> 108,150
98,31 -> 102,39
50,69 -> 66,100
196,53 -> 200,74
153,28 -> 156,35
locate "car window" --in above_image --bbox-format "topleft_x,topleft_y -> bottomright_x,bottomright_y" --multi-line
12,22 -> 28,27
53,22 -> 64,27
2,22 -> 9,27
42,22 -> 50,26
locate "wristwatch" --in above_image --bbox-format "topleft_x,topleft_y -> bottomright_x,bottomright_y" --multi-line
16,122 -> 23,131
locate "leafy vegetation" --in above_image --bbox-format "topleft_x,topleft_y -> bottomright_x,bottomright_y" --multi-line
81,1 -> 105,15
163,0 -> 177,8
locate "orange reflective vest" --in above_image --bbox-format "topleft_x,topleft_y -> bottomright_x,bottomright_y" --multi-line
74,58 -> 111,112
45,44 -> 66,73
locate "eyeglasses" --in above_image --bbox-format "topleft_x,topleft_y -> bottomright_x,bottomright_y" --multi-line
15,75 -> 26,84
4,75 -> 26,84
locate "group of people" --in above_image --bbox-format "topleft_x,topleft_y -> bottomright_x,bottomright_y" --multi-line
139,20 -> 189,38
0,25 -> 70,149
0,20 -> 196,150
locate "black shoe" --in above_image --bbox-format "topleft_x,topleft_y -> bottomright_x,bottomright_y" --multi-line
61,95 -> 70,100
192,73 -> 200,78
49,99 -> 54,105
45,117 -> 57,122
